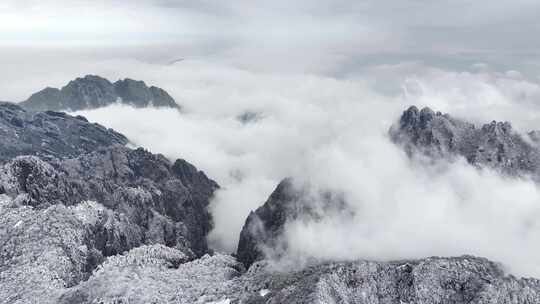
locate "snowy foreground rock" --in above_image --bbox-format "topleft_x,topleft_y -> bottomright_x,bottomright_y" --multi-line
2,103 -> 540,303
58,249 -> 540,303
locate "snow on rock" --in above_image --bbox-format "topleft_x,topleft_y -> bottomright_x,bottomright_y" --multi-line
58,253 -> 244,304
205,299 -> 231,304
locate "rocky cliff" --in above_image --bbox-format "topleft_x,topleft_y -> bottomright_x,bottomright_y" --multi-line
19,75 -> 179,112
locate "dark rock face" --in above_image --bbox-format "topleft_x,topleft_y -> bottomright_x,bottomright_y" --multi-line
390,105 -> 540,178
237,179 -> 299,268
0,102 -> 128,163
114,79 -> 177,108
20,75 -> 179,112
237,179 -> 348,268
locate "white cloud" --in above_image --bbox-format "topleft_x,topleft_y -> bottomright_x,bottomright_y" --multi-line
61,57 -> 540,278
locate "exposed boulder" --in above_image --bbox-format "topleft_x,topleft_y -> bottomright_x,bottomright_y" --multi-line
20,75 -> 179,111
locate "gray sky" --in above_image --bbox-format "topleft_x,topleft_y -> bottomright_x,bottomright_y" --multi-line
2,0 -> 540,98
3,1 -> 540,53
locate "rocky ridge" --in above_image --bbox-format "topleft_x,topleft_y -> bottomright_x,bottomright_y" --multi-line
389,105 -> 540,179
19,75 -> 179,112
237,178 -> 348,268
56,246 -> 540,304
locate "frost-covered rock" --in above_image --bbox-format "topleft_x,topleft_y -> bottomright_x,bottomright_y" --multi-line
0,105 -> 219,303
58,252 -> 244,304
0,145 -> 219,256
235,256 -> 540,304
57,250 -> 540,304
20,75 -> 179,112
0,198 -> 144,304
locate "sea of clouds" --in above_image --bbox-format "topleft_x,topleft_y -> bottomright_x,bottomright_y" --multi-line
3,49 -> 540,277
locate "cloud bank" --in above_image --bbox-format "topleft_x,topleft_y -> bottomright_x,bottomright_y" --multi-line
3,0 -> 540,278
49,57 -> 539,278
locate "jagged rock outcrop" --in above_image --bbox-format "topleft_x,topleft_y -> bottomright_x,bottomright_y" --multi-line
0,102 -> 127,163
0,106 -> 218,303
0,151 -> 218,302
390,105 -> 540,179
58,251 -> 244,304
249,255 -> 540,304
237,179 -> 348,268
56,249 -> 540,304
0,146 -> 219,256
19,75 -> 179,112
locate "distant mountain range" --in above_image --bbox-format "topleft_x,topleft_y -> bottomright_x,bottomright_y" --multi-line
19,75 -> 180,112
390,105 -> 540,180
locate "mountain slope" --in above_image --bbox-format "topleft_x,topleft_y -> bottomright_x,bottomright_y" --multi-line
0,106 -> 218,303
0,102 -> 127,163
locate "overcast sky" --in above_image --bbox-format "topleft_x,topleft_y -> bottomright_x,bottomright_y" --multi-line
3,1 -> 540,60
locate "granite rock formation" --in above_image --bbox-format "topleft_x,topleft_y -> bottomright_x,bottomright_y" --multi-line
390,105 -> 540,179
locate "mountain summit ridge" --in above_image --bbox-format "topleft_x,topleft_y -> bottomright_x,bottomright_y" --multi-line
390,105 -> 540,179
19,75 -> 180,112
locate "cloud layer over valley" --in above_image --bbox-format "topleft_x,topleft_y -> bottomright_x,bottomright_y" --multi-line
34,58 -> 538,278
3,0 -> 540,279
